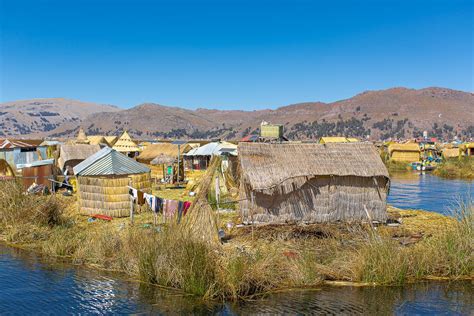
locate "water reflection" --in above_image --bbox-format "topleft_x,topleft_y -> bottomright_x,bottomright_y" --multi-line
1,244 -> 473,315
388,172 -> 473,214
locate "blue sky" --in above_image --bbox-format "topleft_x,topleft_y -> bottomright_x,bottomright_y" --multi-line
0,0 -> 472,109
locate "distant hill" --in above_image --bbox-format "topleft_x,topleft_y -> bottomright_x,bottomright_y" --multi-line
0,98 -> 119,136
1,87 -> 473,140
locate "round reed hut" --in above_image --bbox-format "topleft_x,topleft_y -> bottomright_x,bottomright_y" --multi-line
73,147 -> 151,217
238,142 -> 390,224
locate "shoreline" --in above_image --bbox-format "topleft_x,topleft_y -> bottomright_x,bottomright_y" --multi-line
1,196 -> 472,300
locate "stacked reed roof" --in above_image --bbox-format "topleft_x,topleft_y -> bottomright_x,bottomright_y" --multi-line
112,131 -> 141,153
74,147 -> 151,217
238,142 -> 390,224
57,144 -> 101,171
387,143 -> 421,162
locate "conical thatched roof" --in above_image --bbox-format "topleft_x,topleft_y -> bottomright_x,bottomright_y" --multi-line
0,159 -> 15,177
76,128 -> 90,144
87,135 -> 110,146
112,131 -> 141,153
239,142 -> 389,193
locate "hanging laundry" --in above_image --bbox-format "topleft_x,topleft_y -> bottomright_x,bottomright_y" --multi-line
129,188 -> 138,200
177,201 -> 184,223
137,190 -> 145,205
183,201 -> 192,216
164,199 -> 178,218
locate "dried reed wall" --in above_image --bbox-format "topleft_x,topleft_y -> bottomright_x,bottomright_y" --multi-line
77,172 -> 151,217
240,175 -> 388,224
390,151 -> 420,162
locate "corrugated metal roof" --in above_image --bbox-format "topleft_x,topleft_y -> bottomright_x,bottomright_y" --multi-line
17,158 -> 55,169
185,142 -> 237,156
74,147 -> 150,176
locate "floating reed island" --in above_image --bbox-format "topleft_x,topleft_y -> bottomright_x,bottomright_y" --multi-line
0,139 -> 472,300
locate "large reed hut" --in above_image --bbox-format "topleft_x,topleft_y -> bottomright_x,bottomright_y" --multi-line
57,144 -> 101,173
112,131 -> 141,157
387,143 -> 421,162
74,147 -> 151,217
238,142 -> 390,224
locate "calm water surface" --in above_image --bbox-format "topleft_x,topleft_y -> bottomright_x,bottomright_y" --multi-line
388,172 -> 473,214
0,244 -> 472,315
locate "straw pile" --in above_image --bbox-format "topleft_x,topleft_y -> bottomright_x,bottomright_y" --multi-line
77,173 -> 151,217
0,159 -> 15,178
182,157 -> 220,244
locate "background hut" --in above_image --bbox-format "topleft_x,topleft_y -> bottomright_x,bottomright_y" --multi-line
387,143 -> 421,162
184,141 -> 237,170
57,144 -> 101,173
112,131 -> 141,157
137,143 -> 191,180
442,147 -> 460,160
460,143 -> 474,157
238,142 -> 390,224
76,127 -> 90,144
74,147 -> 151,217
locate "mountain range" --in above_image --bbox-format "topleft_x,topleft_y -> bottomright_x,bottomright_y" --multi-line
1,87 -> 473,141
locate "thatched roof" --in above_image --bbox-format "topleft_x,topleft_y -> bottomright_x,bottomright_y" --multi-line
137,143 -> 191,163
112,131 -> 141,153
58,144 -> 101,170
319,137 -> 359,144
388,143 -> 420,154
76,128 -> 90,144
239,142 -> 389,193
74,147 -> 150,176
87,135 -> 110,146
104,136 -> 118,146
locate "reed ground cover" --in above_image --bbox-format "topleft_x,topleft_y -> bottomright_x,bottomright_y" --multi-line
0,180 -> 472,300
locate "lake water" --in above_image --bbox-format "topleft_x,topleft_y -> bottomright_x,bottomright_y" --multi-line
388,172 -> 473,214
1,173 -> 473,314
1,244 -> 473,315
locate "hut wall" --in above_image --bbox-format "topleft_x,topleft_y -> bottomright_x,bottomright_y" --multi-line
77,172 -> 151,217
240,175 -> 388,224
390,151 -> 420,162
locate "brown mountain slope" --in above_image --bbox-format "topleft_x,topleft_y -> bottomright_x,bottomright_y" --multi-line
3,87 -> 473,140
0,98 -> 119,136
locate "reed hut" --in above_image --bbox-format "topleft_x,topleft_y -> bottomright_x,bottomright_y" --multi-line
57,144 -> 101,173
76,127 -> 90,144
112,131 -> 141,157
87,135 -> 111,147
238,142 -> 390,224
137,143 -> 191,164
442,147 -> 460,160
74,147 -> 151,217
184,141 -> 237,170
387,143 -> 421,162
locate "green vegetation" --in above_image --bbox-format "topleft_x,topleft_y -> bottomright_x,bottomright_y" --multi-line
0,180 -> 472,300
434,158 -> 474,179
